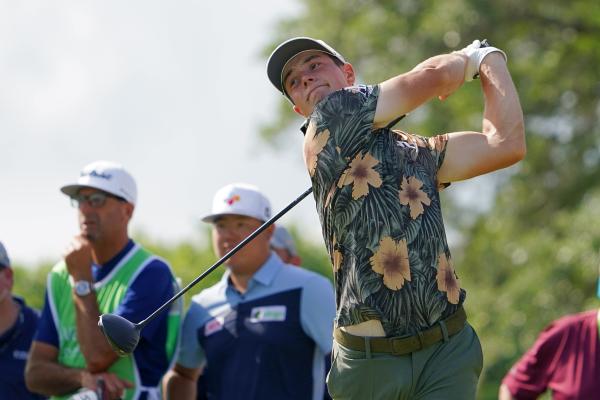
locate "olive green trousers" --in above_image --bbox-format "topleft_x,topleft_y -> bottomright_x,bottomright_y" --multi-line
326,323 -> 483,400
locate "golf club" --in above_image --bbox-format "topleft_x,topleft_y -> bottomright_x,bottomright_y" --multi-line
98,186 -> 313,356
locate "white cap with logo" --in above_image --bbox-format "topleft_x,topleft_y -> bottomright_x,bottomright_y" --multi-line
60,160 -> 138,205
202,183 -> 272,223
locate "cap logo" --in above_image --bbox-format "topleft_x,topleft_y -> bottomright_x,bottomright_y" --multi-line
225,195 -> 241,206
82,170 -> 112,180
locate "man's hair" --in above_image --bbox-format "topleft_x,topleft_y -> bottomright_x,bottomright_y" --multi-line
328,53 -> 345,67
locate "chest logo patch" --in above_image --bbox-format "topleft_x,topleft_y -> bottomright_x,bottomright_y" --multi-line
204,317 -> 224,336
249,305 -> 287,323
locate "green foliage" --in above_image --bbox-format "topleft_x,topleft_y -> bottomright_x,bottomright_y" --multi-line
12,261 -> 53,310
262,0 -> 600,398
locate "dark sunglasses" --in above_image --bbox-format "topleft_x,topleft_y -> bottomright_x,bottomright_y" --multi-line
70,192 -> 126,209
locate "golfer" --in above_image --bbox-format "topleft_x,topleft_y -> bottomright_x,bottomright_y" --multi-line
163,183 -> 335,400
26,161 -> 181,400
266,37 -> 525,399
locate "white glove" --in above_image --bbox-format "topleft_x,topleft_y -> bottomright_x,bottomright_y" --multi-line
458,39 -> 507,82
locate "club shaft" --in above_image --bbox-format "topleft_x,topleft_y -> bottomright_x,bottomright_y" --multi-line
136,186 -> 313,328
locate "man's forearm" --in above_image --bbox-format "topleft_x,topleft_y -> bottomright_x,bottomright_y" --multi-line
26,358 -> 83,396
163,371 -> 197,400
479,53 -> 526,159
74,292 -> 118,371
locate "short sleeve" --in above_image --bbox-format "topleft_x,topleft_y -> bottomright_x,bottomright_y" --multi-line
299,274 -> 336,354
425,134 -> 449,171
399,131 -> 449,189
33,291 -> 59,347
426,134 -> 450,189
305,85 -> 380,199
176,301 -> 208,369
501,321 -> 565,399
314,85 -> 378,148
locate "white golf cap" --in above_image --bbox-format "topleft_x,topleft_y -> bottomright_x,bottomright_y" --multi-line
61,160 -> 138,205
202,183 -> 272,223
0,241 -> 10,268
271,226 -> 297,256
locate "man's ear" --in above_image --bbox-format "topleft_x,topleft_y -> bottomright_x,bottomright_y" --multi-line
265,223 -> 276,239
293,104 -> 306,117
343,63 -> 356,86
123,203 -> 135,221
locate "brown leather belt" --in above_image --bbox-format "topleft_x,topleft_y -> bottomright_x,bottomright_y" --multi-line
333,307 -> 467,356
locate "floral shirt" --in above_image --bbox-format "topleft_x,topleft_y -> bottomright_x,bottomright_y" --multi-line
302,84 -> 464,337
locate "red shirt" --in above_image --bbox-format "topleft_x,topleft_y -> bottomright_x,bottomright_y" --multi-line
502,310 -> 600,400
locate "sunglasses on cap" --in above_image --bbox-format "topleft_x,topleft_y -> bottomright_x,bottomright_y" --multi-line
70,192 -> 126,209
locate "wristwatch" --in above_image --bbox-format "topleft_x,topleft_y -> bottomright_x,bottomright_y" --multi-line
74,280 -> 93,297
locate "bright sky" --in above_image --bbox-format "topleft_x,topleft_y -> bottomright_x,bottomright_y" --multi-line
0,0 -> 326,266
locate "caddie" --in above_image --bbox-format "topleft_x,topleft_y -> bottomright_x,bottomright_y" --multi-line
26,160 -> 181,400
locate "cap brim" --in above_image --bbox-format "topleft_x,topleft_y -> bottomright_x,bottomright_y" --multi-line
267,37 -> 344,94
200,212 -> 267,224
60,183 -> 126,202
61,184 -> 90,198
201,213 -> 219,223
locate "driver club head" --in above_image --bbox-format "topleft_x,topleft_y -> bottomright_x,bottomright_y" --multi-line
98,313 -> 141,356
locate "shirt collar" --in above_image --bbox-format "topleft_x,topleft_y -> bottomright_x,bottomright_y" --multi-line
300,120 -> 309,136
221,252 -> 283,290
93,239 -> 134,281
252,252 -> 283,286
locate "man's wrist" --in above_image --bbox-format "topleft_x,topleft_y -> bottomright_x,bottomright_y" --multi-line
73,280 -> 94,297
458,40 -> 507,82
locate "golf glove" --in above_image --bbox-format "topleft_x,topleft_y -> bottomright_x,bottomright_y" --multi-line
458,39 -> 507,82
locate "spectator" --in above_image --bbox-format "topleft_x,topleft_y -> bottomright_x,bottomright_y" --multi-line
0,241 -> 45,399
271,225 -> 302,266
163,183 -> 336,400
26,160 -> 181,400
499,279 -> 600,399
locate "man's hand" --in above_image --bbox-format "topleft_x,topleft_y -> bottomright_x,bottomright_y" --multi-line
457,39 -> 507,82
80,370 -> 133,400
64,235 -> 94,281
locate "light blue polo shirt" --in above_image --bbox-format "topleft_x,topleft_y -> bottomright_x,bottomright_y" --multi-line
178,253 -> 335,400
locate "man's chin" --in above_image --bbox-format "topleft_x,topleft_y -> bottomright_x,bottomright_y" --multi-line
81,230 -> 99,242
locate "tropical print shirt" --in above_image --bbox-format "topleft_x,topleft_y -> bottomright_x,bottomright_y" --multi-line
302,84 -> 464,337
